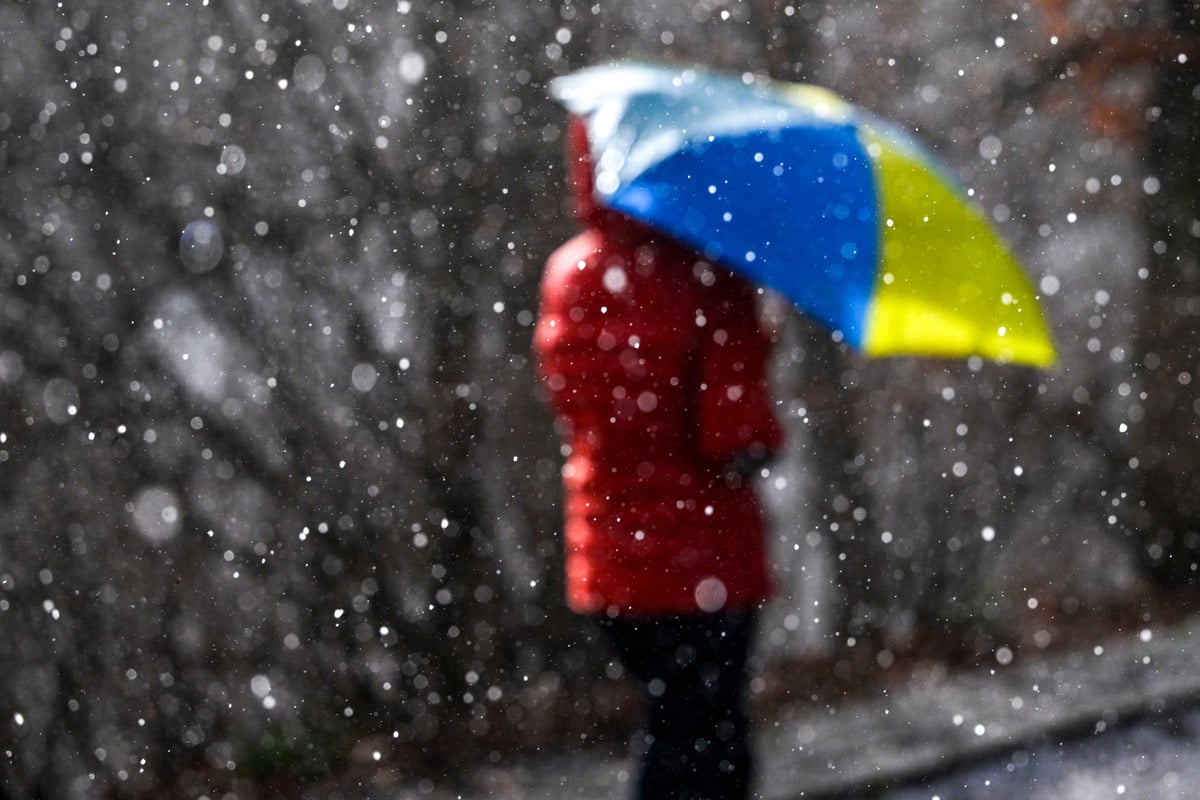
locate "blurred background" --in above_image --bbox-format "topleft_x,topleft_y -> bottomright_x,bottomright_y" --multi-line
1,0 -> 1197,797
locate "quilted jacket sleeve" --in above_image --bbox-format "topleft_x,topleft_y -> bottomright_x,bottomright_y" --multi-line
692,269 -> 784,468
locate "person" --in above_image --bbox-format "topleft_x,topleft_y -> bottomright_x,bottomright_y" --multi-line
534,116 -> 785,800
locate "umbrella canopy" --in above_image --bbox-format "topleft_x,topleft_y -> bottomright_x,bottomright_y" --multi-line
549,63 -> 1057,368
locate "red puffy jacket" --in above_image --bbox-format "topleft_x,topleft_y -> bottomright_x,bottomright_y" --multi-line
534,119 -> 784,616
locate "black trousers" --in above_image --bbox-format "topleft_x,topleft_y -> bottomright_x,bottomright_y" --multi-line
598,611 -> 758,800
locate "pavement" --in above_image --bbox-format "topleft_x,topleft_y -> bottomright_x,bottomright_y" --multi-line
757,614 -> 1200,799
388,613 -> 1200,799
884,703 -> 1200,800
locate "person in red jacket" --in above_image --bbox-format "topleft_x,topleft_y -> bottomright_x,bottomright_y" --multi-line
535,117 -> 784,800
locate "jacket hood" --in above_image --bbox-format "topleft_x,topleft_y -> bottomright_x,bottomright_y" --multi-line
565,115 -> 602,225
565,115 -> 648,234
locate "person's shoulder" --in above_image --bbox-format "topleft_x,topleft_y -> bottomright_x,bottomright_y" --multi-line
544,231 -> 604,282
541,231 -> 612,312
549,229 -> 604,263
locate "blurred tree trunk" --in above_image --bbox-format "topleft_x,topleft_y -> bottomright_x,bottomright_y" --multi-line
1132,0 -> 1200,589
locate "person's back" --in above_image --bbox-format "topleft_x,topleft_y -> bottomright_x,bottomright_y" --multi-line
537,223 -> 779,616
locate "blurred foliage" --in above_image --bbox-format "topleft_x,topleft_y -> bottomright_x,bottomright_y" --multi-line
233,720 -> 343,784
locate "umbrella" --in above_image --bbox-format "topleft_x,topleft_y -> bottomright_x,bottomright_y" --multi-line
549,63 -> 1057,367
